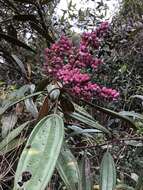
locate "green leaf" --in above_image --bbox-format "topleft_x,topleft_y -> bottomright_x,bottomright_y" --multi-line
119,111 -> 143,121
0,91 -> 42,115
68,112 -> 110,134
29,22 -> 54,42
13,0 -> 35,3
80,152 -> 92,190
1,84 -> 32,109
100,152 -> 116,190
35,78 -> 51,92
0,137 -> 26,155
116,184 -> 135,190
13,14 -> 38,23
37,96 -> 49,122
7,84 -> 31,99
94,106 -> 137,129
25,98 -> 38,118
67,126 -> 101,138
0,121 -> 30,151
13,114 -> 64,190
71,33 -> 81,48
0,32 -> 36,53
131,95 -> 143,101
1,111 -> 18,138
47,83 -> 60,101
40,0 -> 54,4
96,106 -> 137,128
56,145 -> 81,190
124,140 -> 143,147
33,78 -> 51,101
135,170 -> 143,190
11,54 -> 27,76
74,103 -> 94,120
74,98 -> 137,129
24,84 -> 38,118
119,64 -> 127,74
60,94 -> 75,113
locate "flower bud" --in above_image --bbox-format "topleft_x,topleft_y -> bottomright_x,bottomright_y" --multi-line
47,82 -> 62,101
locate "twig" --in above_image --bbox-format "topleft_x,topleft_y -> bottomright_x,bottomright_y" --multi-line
70,136 -> 143,150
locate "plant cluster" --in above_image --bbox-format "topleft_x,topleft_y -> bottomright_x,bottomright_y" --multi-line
0,0 -> 143,190
44,22 -> 119,100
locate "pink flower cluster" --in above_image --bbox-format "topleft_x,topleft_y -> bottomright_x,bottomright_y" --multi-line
81,21 -> 109,48
44,22 -> 119,100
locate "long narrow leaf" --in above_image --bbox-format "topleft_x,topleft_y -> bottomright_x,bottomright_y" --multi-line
135,170 -> 143,190
90,105 -> 137,129
56,145 -> 81,190
13,0 -> 35,4
33,78 -> 51,101
80,152 -> 92,190
68,112 -> 110,134
0,121 -> 30,151
25,98 -> 38,118
11,54 -> 27,76
14,114 -> 64,190
0,138 -> 26,155
131,95 -> 143,101
0,32 -> 36,53
13,14 -> 38,23
72,97 -> 138,129
100,152 -> 116,190
119,111 -> 143,120
0,91 -> 42,115
1,111 -> 18,138
37,96 -> 49,121
116,184 -> 135,190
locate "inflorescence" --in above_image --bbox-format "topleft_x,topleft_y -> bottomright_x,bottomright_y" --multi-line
44,22 -> 119,100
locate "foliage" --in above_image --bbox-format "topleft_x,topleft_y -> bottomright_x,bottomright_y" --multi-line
0,60 -> 142,189
53,0 -> 109,33
0,0 -> 143,190
100,0 -> 143,111
0,0 -> 58,82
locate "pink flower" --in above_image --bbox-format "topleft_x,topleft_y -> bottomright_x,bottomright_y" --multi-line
91,58 -> 103,69
44,21 -> 119,100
